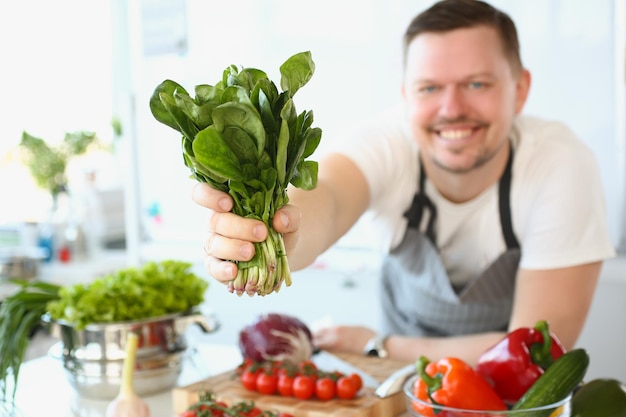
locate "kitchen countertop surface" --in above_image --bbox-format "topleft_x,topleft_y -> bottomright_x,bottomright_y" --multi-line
5,250 -> 622,414
9,343 -> 243,417
1,247 -> 400,416
10,342 -> 411,417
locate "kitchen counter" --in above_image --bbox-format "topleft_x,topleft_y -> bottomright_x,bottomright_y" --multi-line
0,250 -> 128,301
3,246 -> 403,416
9,343 -> 243,417
10,342 -> 411,417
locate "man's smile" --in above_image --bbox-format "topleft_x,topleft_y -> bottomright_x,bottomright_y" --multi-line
437,127 -> 474,140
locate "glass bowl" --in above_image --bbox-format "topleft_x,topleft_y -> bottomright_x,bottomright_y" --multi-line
404,375 -> 572,417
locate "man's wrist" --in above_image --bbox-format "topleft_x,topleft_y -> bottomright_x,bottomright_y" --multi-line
363,334 -> 389,358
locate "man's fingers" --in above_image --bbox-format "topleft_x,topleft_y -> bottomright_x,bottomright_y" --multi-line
202,232 -> 255,262
273,204 -> 301,234
208,211 -> 268,243
203,256 -> 237,283
192,182 -> 233,212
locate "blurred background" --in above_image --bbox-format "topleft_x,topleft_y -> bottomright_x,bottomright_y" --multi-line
1,0 -> 624,380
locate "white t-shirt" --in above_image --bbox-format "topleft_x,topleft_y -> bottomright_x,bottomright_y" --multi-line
332,105 -> 616,286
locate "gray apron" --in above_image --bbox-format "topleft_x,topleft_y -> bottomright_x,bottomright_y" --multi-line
380,148 -> 521,337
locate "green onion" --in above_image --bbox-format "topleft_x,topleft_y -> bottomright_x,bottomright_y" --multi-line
0,280 -> 61,401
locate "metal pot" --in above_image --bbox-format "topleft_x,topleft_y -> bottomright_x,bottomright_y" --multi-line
0,251 -> 42,281
43,309 -> 219,399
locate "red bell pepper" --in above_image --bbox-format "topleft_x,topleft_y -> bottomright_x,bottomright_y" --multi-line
476,320 -> 566,404
411,356 -> 507,416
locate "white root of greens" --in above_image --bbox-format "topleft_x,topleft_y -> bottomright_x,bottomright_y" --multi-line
105,332 -> 150,417
230,228 -> 291,297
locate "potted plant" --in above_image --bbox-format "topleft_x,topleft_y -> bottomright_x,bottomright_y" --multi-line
18,130 -> 99,205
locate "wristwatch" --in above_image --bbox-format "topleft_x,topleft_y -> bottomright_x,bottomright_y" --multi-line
363,334 -> 389,358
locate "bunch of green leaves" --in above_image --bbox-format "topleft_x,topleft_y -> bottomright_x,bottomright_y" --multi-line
0,280 -> 62,401
149,51 -> 322,296
46,260 -> 208,329
18,130 -> 98,197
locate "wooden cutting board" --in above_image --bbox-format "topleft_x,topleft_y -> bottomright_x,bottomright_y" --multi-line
172,352 -> 412,417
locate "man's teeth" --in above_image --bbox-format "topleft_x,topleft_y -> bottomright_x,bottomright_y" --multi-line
438,129 -> 472,140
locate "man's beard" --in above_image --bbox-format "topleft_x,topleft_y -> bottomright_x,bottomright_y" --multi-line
431,147 -> 494,174
424,115 -> 513,174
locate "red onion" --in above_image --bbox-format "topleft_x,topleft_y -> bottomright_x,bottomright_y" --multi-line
239,313 -> 314,364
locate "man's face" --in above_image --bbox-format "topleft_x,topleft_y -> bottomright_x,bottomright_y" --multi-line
402,25 -> 530,173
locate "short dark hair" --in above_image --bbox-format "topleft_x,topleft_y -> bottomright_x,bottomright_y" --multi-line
403,0 -> 522,75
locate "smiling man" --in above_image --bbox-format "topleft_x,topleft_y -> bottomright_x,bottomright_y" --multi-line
403,24 -> 528,181
193,0 -> 615,364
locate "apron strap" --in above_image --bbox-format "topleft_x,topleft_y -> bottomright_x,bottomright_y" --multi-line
498,146 -> 520,249
404,159 -> 438,245
404,144 -> 520,250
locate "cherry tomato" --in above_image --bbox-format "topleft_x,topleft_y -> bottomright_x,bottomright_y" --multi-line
278,414 -> 295,417
329,370 -> 344,380
293,375 -> 316,400
276,361 -> 298,378
239,406 -> 262,417
241,368 -> 260,391
315,376 -> 336,401
208,401 -> 228,417
205,408 -> 223,417
189,401 -> 227,417
298,359 -> 318,376
336,375 -> 358,400
178,412 -> 197,417
277,374 -> 295,397
349,373 -> 363,392
256,371 -> 278,395
236,359 -> 255,376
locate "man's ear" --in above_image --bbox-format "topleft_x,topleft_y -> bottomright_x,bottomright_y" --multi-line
515,69 -> 532,114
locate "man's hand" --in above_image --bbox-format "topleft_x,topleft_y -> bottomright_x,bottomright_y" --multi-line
191,182 -> 300,283
313,325 -> 376,355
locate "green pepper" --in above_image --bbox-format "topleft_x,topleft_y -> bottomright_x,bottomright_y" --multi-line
572,378 -> 626,417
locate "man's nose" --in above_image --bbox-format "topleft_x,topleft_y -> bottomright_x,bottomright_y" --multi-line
439,86 -> 467,118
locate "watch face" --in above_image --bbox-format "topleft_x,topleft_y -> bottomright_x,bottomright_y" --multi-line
366,349 -> 379,357
364,336 -> 388,358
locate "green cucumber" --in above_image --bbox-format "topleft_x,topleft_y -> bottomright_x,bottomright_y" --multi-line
511,348 -> 589,415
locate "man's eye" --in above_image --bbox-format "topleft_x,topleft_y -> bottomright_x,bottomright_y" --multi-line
418,85 -> 438,94
468,81 -> 486,89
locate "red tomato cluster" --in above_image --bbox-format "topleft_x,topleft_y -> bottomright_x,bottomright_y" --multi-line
178,391 -> 294,417
237,359 -> 363,401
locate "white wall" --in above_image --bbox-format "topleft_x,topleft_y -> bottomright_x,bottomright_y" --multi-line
122,0 -> 626,251
119,0 -> 626,382
1,1 -> 622,246
494,0 -> 624,247
0,1 -> 117,224
576,257 -> 626,381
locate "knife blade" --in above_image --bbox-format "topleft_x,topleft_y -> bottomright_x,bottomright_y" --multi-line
374,363 -> 415,398
311,350 -> 380,389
